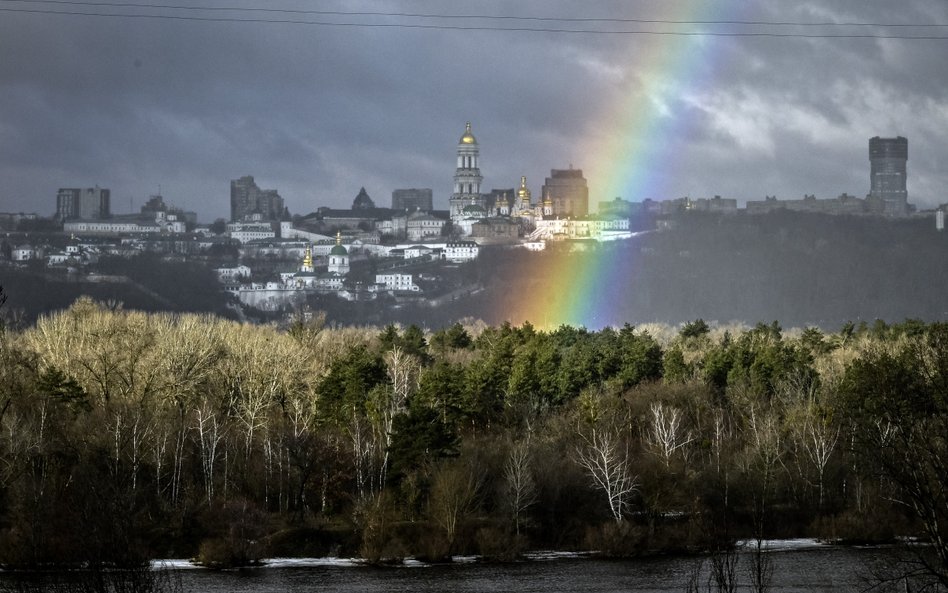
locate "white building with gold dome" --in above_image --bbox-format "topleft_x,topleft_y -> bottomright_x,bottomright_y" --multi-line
449,122 -> 486,227
227,235 -> 352,310
327,232 -> 350,274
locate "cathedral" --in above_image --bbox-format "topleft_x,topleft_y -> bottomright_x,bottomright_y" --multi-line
448,122 -> 552,237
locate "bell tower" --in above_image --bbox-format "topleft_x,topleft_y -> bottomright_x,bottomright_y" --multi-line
449,122 -> 484,222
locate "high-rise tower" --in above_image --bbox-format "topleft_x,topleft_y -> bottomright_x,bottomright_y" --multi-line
449,122 -> 485,222
869,136 -> 908,216
56,187 -> 110,221
230,175 -> 284,222
541,167 -> 589,217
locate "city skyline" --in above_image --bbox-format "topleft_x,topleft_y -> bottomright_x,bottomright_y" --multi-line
1,1 -> 947,222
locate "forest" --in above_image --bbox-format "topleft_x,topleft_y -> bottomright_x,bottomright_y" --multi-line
0,296 -> 945,591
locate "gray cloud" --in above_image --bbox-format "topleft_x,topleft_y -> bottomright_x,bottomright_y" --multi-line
1,0 -> 946,221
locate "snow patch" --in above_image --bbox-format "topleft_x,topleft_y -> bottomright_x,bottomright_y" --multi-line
736,538 -> 829,552
523,550 -> 590,561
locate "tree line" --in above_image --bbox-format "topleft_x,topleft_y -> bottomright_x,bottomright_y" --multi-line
0,298 -> 945,589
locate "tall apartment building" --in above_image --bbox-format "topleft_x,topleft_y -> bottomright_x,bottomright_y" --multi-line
541,167 -> 589,217
56,187 -> 110,221
392,188 -> 433,212
869,136 -> 908,216
230,175 -> 284,222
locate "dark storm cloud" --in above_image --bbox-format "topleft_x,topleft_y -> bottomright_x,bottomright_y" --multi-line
1,0 -> 946,221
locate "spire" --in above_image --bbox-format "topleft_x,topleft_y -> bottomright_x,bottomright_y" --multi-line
517,175 -> 532,205
301,245 -> 313,272
459,121 -> 477,145
336,230 -> 342,246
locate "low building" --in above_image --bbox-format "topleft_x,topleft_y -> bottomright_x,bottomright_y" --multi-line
64,210 -> 187,235
376,215 -> 408,239
227,222 -> 276,243
471,217 -> 519,242
404,245 -> 435,259
406,212 -> 447,241
0,212 -> 39,230
375,273 -> 420,292
443,241 -> 479,262
12,244 -> 36,261
531,216 -> 631,241
214,265 -> 252,283
746,193 -> 869,215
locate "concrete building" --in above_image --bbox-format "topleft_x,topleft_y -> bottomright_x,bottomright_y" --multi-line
530,216 -> 631,241
443,241 -> 479,262
660,196 -> 739,214
406,211 -> 447,241
12,244 -> 36,261
375,273 -> 420,292
869,136 -> 908,216
746,193 -> 869,216
226,221 -> 276,244
230,175 -> 284,222
56,187 -> 110,221
599,197 -> 634,218
0,212 -> 38,230
471,217 -> 519,242
214,265 -> 252,283
392,188 -> 433,212
315,188 -> 399,233
542,167 -> 589,217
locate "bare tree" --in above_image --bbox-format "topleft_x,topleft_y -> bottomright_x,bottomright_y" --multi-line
744,405 -> 784,497
374,346 -> 419,486
797,406 -> 840,510
574,425 -> 638,523
194,401 -> 227,505
503,438 -> 537,535
428,459 -> 480,554
646,402 -> 694,467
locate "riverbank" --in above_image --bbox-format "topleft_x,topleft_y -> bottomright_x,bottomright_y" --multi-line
152,539 -> 838,571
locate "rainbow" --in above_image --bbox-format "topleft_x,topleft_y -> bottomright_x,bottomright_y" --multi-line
507,3 -> 735,330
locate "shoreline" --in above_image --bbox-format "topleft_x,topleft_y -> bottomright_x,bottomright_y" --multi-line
149,539 -> 841,571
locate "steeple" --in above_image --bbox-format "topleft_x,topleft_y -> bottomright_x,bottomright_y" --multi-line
459,121 -> 477,145
496,191 -> 510,217
301,245 -> 314,273
517,175 -> 532,207
450,121 -> 485,224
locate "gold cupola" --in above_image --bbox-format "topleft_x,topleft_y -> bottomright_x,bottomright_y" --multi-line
459,122 -> 477,145
517,175 -> 532,204
301,245 -> 313,272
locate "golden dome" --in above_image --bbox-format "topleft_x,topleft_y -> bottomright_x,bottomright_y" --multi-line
459,122 -> 477,144
517,176 -> 531,202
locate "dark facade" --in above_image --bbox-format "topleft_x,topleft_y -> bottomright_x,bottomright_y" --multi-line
541,168 -> 589,217
352,187 -> 376,210
56,187 -> 110,221
230,175 -> 284,222
392,188 -> 433,212
869,136 -> 908,216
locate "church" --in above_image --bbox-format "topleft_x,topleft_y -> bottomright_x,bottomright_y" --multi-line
448,122 -> 552,238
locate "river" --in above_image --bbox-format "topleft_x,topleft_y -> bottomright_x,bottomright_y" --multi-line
149,541 -> 893,593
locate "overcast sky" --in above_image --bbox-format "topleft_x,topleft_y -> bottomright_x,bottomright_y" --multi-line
1,0 -> 946,222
